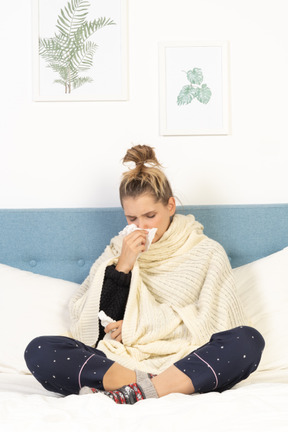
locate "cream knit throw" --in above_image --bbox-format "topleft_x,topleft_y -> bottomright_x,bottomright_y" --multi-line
69,214 -> 246,374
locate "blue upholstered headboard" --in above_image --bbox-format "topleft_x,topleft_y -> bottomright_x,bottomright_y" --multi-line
0,204 -> 287,283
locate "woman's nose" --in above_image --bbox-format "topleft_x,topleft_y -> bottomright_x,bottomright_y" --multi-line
137,220 -> 148,230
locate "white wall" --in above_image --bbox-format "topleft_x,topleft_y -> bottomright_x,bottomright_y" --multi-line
1,0 -> 288,208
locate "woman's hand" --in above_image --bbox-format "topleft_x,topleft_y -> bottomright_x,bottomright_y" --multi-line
116,230 -> 147,273
105,320 -> 123,343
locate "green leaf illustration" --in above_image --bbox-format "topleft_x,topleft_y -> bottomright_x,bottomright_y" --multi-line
177,85 -> 197,105
187,68 -> 203,85
196,84 -> 212,104
70,40 -> 98,71
56,0 -> 90,39
73,76 -> 94,89
74,17 -> 115,44
39,0 -> 116,94
177,68 -> 212,106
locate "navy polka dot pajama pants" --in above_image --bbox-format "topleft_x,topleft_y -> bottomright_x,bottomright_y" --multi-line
174,326 -> 265,393
24,326 -> 264,396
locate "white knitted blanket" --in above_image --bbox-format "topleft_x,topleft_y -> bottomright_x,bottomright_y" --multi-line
69,214 -> 246,373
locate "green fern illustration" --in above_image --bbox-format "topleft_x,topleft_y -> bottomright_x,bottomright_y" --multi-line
177,68 -> 212,105
39,0 -> 115,93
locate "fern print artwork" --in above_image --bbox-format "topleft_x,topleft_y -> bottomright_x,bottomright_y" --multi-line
39,0 -> 115,94
177,68 -> 212,106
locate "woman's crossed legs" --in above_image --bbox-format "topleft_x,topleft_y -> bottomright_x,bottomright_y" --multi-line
25,326 -> 264,403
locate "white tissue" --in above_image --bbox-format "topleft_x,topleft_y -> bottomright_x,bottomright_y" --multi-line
98,310 -> 115,328
98,311 -> 115,340
119,224 -> 157,251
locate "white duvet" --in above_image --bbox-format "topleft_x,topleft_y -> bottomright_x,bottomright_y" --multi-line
1,370 -> 288,432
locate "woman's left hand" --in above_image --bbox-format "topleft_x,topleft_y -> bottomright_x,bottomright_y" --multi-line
105,320 -> 123,343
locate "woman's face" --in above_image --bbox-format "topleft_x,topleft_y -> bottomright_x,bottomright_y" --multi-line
122,194 -> 176,243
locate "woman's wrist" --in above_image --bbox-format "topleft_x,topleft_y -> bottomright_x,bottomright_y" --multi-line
115,262 -> 132,274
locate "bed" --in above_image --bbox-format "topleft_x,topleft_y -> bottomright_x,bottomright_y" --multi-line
0,204 -> 288,432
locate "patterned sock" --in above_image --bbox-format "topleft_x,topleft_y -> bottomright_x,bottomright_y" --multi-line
80,383 -> 145,404
135,369 -> 158,399
79,370 -> 158,404
135,369 -> 157,381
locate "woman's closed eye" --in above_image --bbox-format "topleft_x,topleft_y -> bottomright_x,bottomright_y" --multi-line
127,214 -> 156,223
128,217 -> 137,222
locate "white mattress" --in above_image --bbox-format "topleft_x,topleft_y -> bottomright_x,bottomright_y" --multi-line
1,370 -> 288,432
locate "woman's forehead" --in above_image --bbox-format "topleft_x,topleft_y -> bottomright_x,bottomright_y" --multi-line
122,194 -> 161,215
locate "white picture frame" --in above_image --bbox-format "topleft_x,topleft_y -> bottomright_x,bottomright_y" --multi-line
32,0 -> 128,101
159,41 -> 230,135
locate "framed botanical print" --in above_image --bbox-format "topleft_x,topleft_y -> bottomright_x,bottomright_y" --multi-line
32,0 -> 128,101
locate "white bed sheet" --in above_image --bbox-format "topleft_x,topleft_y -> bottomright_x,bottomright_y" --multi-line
1,371 -> 288,432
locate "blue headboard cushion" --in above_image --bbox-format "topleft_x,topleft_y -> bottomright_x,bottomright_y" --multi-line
0,204 -> 287,283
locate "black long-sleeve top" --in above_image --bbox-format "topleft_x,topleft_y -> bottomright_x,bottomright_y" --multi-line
98,265 -> 131,342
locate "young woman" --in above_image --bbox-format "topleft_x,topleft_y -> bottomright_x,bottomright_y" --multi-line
25,145 -> 264,404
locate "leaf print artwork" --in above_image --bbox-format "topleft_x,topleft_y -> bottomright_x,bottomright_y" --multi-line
39,0 -> 115,94
177,68 -> 212,106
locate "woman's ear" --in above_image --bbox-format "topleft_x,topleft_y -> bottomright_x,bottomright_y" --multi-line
168,197 -> 176,216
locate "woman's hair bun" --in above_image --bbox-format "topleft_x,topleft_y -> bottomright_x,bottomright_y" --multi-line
123,145 -> 161,168
120,144 -> 173,205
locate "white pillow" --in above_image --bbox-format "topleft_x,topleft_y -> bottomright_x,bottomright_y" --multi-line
233,247 -> 288,371
0,264 -> 79,374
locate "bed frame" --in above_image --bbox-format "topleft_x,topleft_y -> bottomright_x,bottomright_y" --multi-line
0,204 -> 287,283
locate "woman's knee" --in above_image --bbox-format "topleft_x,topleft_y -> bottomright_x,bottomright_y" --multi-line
237,326 -> 265,352
225,326 -> 265,364
211,326 -> 265,363
24,335 -> 69,372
